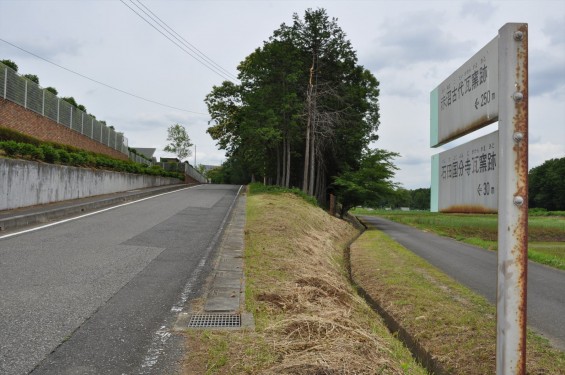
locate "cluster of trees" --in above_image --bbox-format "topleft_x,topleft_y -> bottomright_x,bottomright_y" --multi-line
205,9 -> 395,210
529,157 -> 565,211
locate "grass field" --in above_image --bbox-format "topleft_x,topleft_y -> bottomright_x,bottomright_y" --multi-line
351,208 -> 565,270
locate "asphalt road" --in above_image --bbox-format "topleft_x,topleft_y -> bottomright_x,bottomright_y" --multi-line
360,215 -> 565,351
0,184 -> 241,375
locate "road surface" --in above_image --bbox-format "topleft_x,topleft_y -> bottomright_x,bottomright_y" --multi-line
0,184 -> 241,374
360,215 -> 565,351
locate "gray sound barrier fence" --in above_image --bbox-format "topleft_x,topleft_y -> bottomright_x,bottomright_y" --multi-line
0,63 -> 212,180
0,62 -> 130,157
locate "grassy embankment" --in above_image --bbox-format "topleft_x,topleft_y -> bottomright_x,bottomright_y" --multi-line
182,185 -> 427,374
181,188 -> 564,374
352,209 -> 565,271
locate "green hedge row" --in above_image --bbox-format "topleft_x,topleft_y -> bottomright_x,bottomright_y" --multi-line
0,128 -> 183,180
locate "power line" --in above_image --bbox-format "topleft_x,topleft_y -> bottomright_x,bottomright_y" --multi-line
0,37 -> 208,115
133,0 -> 239,82
121,0 -> 238,83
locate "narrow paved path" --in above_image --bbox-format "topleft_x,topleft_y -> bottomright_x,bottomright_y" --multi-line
0,184 -> 241,374
359,215 -> 565,351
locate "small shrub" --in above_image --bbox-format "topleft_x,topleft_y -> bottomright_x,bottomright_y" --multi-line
19,143 -> 39,158
32,147 -> 45,160
147,165 -> 165,176
79,151 -> 96,167
96,156 -> 118,169
2,140 -> 21,156
40,145 -> 59,163
57,149 -> 71,163
69,152 -> 87,166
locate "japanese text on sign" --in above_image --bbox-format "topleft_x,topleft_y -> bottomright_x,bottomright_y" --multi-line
430,36 -> 499,147
439,62 -> 492,112
436,131 -> 499,212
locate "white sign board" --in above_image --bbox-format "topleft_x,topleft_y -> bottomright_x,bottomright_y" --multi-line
432,131 -> 499,213
430,36 -> 499,147
430,24 -> 529,373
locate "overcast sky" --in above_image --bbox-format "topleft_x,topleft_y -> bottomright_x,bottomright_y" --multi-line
1,0 -> 563,189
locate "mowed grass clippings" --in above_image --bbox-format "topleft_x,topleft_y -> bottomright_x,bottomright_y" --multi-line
183,191 -> 428,374
350,228 -> 565,375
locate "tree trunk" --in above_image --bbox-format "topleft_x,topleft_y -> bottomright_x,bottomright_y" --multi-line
284,136 -> 290,188
315,163 -> 325,204
276,144 -> 281,186
302,118 -> 311,193
308,126 -> 316,196
302,58 -> 315,193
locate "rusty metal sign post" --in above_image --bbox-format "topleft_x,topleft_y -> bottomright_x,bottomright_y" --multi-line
496,23 -> 528,375
430,23 -> 528,374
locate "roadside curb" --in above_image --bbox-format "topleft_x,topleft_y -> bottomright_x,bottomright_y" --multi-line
174,188 -> 254,331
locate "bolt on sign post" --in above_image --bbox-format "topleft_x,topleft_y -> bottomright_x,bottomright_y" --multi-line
430,23 -> 528,374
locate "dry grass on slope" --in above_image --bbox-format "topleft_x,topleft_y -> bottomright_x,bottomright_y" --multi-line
183,191 -> 427,374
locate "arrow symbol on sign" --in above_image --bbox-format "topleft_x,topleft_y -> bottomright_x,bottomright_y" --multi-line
475,98 -> 479,109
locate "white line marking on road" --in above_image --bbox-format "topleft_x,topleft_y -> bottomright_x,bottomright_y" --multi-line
0,186 -> 197,240
139,325 -> 172,374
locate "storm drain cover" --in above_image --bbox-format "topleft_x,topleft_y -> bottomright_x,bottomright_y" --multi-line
187,313 -> 241,328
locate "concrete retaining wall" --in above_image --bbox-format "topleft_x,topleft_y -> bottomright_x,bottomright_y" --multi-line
0,158 -> 182,210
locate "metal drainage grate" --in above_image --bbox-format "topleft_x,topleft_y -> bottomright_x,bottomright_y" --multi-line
187,313 -> 241,328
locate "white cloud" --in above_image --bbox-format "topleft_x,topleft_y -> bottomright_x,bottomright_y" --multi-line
366,10 -> 476,70
542,15 -> 565,46
460,1 -> 498,21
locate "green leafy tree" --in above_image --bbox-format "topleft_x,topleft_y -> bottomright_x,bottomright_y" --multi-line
163,123 -> 193,161
205,8 -> 381,203
23,74 -> 39,84
529,157 -> 565,211
45,87 -> 58,95
196,164 -> 207,177
274,9 -> 380,197
332,149 -> 398,218
0,59 -> 18,71
410,188 -> 431,210
61,96 -> 79,107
